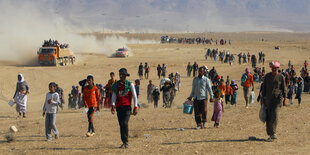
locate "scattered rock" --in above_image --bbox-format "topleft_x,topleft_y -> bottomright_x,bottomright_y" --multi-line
10,126 -> 18,133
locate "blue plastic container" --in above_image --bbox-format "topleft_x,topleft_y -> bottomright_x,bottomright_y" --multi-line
183,104 -> 193,114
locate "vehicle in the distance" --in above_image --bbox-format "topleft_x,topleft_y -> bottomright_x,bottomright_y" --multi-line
114,48 -> 129,57
37,45 -> 75,66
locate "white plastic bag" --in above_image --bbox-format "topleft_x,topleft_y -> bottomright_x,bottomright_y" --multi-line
259,104 -> 267,123
84,107 -> 89,113
250,91 -> 255,104
8,100 -> 15,107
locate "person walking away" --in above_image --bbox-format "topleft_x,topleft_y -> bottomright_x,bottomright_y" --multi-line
134,79 -> 141,108
295,77 -> 303,105
188,67 -> 214,129
99,84 -> 105,107
287,81 -> 295,104
160,81 -> 173,108
55,84 -> 64,110
152,87 -> 160,108
225,81 -> 232,104
192,62 -> 198,77
162,64 -> 167,78
83,75 -> 100,137
71,85 -> 79,109
111,68 -> 138,148
230,80 -> 238,106
186,62 -> 193,77
104,72 -> 116,108
138,63 -> 143,80
211,90 -> 224,128
175,72 -> 181,91
157,64 -> 162,79
247,52 -> 251,63
42,82 -> 60,141
262,61 -> 286,140
304,60 -> 308,70
241,68 -> 254,108
13,73 -> 29,118
144,62 -> 150,80
147,80 -> 154,104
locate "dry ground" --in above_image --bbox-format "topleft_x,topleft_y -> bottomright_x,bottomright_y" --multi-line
0,32 -> 310,154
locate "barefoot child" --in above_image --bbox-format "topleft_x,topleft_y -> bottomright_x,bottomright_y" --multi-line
43,82 -> 60,141
211,89 -> 224,127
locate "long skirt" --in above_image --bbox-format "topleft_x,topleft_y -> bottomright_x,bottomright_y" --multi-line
211,102 -> 222,123
14,92 -> 27,113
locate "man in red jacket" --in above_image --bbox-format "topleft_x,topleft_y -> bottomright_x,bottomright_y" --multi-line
111,68 -> 138,149
83,75 -> 100,137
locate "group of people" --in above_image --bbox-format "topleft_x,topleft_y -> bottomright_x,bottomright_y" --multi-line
42,39 -> 69,49
138,62 -> 150,80
205,48 -> 235,65
160,35 -> 231,45
41,68 -> 138,148
10,57 -> 309,147
237,52 -> 265,67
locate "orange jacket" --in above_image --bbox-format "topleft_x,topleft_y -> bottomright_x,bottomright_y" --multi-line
225,85 -> 232,95
83,86 -> 100,108
243,73 -> 253,87
218,84 -> 226,96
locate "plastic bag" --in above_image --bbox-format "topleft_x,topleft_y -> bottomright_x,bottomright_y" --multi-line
8,100 -> 15,107
259,104 -> 266,123
183,100 -> 193,114
249,91 -> 255,104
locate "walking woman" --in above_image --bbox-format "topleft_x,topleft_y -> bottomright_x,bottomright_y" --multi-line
13,73 -> 29,118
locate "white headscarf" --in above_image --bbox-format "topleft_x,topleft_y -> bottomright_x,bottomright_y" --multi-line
18,73 -> 25,83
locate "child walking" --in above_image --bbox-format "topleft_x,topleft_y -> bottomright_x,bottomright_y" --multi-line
152,87 -> 160,108
43,82 -> 60,141
287,81 -> 294,104
295,77 -> 303,104
224,81 -> 232,104
211,89 -> 224,128
230,80 -> 238,106
135,79 -> 141,108
83,75 -> 100,137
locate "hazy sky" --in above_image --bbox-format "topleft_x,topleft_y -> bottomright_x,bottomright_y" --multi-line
3,0 -> 310,32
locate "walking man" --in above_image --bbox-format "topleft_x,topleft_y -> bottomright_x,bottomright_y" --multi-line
111,68 -> 138,148
188,67 -> 214,129
241,68 -> 254,108
262,61 -> 286,140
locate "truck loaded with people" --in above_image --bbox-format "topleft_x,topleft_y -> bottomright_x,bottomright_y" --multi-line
37,39 -> 75,66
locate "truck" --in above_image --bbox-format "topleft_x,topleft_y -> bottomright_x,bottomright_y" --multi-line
37,45 -> 75,66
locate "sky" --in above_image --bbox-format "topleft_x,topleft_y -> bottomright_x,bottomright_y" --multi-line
1,0 -> 309,33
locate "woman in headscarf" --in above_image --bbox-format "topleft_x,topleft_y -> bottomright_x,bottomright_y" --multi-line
13,73 -> 29,118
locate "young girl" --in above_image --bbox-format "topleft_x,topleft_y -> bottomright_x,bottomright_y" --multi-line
212,89 -> 224,128
43,82 -> 60,141
287,81 -> 295,104
152,87 -> 160,108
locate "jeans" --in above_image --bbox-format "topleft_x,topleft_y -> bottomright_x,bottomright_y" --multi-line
45,113 -> 58,140
225,95 -> 230,104
193,99 -> 208,127
116,106 -> 132,144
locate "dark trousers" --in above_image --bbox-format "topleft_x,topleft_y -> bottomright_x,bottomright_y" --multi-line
266,104 -> 280,136
193,99 -> 207,126
116,106 -> 131,144
225,95 -> 230,104
154,99 -> 158,108
87,107 -> 96,132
